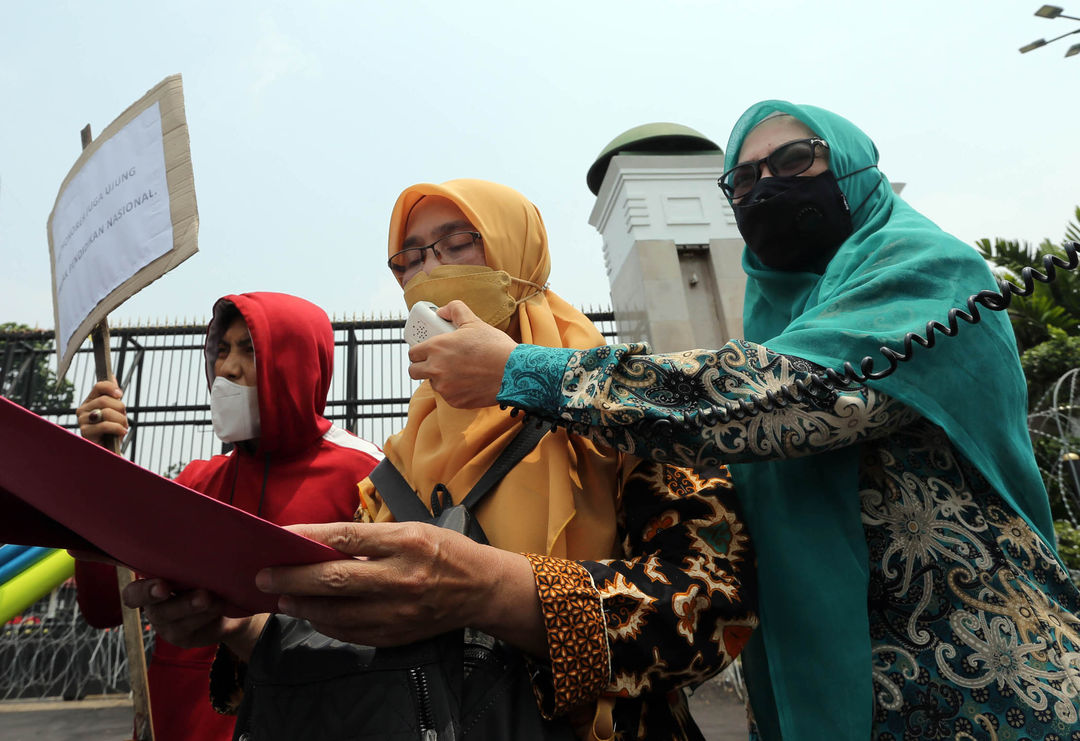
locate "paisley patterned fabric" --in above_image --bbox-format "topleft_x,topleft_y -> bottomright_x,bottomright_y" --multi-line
498,339 -> 1080,740
863,423 -> 1080,741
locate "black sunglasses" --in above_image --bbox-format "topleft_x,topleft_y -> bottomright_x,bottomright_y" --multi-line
718,138 -> 829,201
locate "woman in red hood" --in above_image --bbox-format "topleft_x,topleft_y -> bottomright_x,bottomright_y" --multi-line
74,292 -> 382,741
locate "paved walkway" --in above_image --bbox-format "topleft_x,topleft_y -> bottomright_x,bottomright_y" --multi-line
688,680 -> 749,739
0,683 -> 749,740
0,696 -> 135,741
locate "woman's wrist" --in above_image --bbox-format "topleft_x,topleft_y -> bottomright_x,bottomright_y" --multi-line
496,345 -> 575,413
220,613 -> 269,662
467,546 -> 546,657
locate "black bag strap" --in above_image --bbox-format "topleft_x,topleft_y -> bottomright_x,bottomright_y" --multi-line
370,421 -> 550,524
368,457 -> 432,523
460,422 -> 548,511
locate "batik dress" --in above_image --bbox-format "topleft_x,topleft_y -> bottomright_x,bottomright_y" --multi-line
497,338 -> 1080,741
357,456 -> 758,741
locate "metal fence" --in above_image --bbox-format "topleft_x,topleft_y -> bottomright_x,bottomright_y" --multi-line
1,310 -> 617,476
0,309 -> 616,701
0,582 -> 143,701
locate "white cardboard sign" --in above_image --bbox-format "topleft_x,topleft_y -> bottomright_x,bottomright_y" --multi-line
48,75 -> 198,379
51,103 -> 172,352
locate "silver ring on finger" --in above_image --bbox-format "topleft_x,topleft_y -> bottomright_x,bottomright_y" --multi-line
88,408 -> 104,424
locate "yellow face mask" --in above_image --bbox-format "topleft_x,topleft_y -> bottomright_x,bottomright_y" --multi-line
402,264 -> 544,331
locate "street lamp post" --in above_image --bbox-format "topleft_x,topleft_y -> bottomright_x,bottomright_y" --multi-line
1020,5 -> 1080,56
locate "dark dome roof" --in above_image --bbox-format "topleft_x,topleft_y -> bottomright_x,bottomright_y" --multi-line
586,123 -> 722,195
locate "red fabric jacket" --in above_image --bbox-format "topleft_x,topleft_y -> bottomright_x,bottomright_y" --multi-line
75,292 -> 382,741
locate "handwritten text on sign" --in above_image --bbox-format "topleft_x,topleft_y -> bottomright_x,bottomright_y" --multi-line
49,103 -> 173,353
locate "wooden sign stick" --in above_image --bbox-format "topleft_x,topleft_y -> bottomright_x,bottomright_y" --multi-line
80,123 -> 155,741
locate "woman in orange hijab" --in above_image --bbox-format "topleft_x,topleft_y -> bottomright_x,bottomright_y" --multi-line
258,180 -> 757,739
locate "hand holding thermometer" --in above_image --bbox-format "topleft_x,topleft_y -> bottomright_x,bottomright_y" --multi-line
404,301 -> 456,347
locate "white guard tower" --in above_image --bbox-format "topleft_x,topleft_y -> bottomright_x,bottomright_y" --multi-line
586,123 -> 747,353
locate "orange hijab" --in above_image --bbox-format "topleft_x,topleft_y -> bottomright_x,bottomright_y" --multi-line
358,179 -> 620,558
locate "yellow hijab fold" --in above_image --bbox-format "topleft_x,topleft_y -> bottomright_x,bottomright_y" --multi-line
358,179 -> 621,558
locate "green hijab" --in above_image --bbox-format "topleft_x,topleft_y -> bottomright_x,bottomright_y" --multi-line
725,100 -> 1055,740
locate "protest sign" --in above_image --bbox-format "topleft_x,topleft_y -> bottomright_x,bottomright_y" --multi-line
47,75 -> 198,378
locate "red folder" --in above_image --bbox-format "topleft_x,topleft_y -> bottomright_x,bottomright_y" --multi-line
0,395 -> 347,615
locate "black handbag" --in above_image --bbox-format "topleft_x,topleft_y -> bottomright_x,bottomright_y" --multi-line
232,422 -> 577,741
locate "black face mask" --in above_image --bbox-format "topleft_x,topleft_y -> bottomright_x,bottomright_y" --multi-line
734,170 -> 853,272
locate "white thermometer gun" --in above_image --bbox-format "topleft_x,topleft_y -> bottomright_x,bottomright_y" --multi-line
404,301 -> 456,347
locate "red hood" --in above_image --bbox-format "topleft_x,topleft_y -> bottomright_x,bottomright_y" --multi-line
204,293 -> 333,456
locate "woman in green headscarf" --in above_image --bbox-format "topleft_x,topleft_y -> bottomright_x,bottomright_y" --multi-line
411,101 -> 1080,740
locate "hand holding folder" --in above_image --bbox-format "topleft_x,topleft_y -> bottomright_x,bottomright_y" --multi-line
0,396 -> 348,616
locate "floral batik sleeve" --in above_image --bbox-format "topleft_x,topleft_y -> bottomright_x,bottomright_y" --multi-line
499,340 -> 920,469
524,460 -> 757,719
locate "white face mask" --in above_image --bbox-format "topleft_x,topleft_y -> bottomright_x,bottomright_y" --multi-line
210,376 -> 261,443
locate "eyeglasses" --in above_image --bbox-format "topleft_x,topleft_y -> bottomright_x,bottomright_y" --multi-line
387,231 -> 483,281
718,138 -> 829,201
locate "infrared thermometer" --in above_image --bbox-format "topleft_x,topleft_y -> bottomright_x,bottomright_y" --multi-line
404,301 -> 456,347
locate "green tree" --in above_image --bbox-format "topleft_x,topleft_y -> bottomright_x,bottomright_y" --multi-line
0,323 -> 75,411
1021,327 -> 1080,405
979,208 -> 1080,523
1054,520 -> 1080,573
976,206 -> 1080,354
163,462 -> 188,480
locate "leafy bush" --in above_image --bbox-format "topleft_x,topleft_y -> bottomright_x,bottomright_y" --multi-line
1021,327 -> 1080,404
1055,519 -> 1080,572
0,322 -> 75,411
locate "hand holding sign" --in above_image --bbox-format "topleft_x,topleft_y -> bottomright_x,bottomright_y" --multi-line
42,75 -> 199,741
46,74 -> 198,379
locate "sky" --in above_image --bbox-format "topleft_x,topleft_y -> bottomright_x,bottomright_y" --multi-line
2,0 -> 1079,329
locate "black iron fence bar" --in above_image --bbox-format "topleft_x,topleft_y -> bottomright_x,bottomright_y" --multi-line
329,412 -> 410,421
1,340 -> 17,393
0,325 -> 209,341
346,328 -> 359,435
46,413 -> 411,431
15,347 -> 37,406
118,339 -> 146,458
41,404 -> 410,421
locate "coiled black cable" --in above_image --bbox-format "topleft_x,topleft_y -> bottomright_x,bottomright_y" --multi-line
692,240 -> 1080,427
508,241 -> 1080,433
